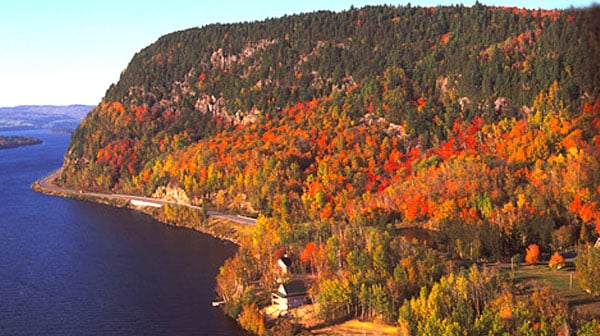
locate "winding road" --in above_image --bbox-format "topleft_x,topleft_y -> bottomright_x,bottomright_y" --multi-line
36,169 -> 257,226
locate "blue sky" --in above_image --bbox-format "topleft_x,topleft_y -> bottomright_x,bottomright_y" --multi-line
0,0 -> 595,107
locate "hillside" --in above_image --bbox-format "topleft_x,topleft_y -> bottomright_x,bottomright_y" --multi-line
58,4 -> 600,334
0,105 -> 93,131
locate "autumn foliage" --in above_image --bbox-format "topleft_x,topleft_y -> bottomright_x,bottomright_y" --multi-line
548,252 -> 565,270
576,244 -> 600,297
57,4 -> 600,333
299,242 -> 318,270
525,244 -> 540,264
238,303 -> 266,335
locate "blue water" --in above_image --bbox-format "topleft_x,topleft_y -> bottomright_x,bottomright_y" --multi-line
0,130 -> 244,335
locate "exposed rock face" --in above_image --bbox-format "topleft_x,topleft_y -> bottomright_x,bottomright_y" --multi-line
153,185 -> 190,204
210,39 -> 277,71
361,113 -> 407,138
458,97 -> 471,112
195,94 -> 232,122
494,97 -> 512,112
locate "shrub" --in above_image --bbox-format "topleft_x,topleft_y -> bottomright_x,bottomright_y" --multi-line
525,244 -> 540,264
238,302 -> 266,335
575,244 -> 600,297
548,252 -> 565,270
576,319 -> 600,336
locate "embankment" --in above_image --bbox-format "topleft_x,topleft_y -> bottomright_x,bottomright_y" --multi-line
32,170 -> 251,245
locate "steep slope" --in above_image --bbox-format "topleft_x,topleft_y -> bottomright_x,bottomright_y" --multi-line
59,3 -> 600,241
57,4 -> 600,333
60,5 -> 599,192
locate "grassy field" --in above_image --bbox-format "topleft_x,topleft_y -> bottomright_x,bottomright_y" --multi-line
512,261 -> 600,319
312,319 -> 399,335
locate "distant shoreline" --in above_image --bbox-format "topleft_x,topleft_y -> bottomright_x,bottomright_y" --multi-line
0,135 -> 42,150
0,104 -> 93,131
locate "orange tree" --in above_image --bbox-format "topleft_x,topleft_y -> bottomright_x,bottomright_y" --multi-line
525,243 -> 540,264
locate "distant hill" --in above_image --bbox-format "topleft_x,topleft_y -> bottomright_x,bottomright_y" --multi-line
0,105 -> 93,131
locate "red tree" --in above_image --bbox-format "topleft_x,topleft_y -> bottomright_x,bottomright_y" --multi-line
300,242 -> 318,273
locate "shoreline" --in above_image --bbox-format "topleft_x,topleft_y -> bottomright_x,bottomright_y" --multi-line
32,170 -> 400,335
31,169 -> 250,245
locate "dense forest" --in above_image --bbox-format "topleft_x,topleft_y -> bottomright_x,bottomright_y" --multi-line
58,4 -> 600,334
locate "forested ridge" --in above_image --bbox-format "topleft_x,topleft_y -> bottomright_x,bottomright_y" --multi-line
59,4 -> 600,334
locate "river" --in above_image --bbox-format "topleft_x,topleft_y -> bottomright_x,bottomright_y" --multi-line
0,130 -> 245,335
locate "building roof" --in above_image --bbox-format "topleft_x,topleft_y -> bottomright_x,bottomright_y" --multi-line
278,256 -> 292,268
277,280 -> 307,297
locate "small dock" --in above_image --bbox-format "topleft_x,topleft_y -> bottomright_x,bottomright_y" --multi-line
212,300 -> 225,307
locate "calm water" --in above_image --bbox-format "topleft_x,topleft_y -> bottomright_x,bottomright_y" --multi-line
0,130 -> 245,335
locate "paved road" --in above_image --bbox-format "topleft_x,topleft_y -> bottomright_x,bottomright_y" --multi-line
36,168 -> 256,226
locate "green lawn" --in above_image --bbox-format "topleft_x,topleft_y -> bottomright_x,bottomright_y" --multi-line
512,261 -> 600,318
